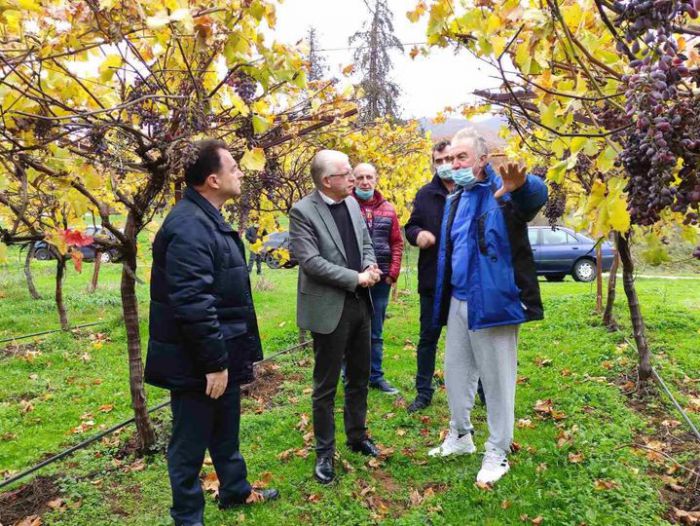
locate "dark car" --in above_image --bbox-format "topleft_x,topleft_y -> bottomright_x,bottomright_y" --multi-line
528,226 -> 615,282
33,226 -> 122,263
261,231 -> 298,269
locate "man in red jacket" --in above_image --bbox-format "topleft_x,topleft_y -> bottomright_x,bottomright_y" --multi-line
352,163 -> 404,394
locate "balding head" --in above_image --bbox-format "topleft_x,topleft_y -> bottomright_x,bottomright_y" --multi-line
310,149 -> 350,187
353,163 -> 377,177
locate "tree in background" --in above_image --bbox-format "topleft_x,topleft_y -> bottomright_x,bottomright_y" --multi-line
410,0 -> 700,381
0,0 -> 356,447
350,0 -> 404,121
306,26 -> 329,82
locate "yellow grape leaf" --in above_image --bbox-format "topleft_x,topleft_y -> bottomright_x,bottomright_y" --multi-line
252,114 -> 272,135
240,148 -> 266,171
45,230 -> 68,255
99,55 -> 122,82
540,101 -> 560,129
596,144 -> 617,173
607,194 -> 630,233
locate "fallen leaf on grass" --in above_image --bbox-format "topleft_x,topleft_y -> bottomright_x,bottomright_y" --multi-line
531,517 -> 544,525
517,419 -> 534,429
127,458 -> 146,472
19,400 -> 34,413
475,481 -> 492,491
302,388 -> 312,395
277,449 -> 293,461
517,376 -> 529,385
620,380 -> 636,393
397,428 -> 407,437
99,404 -> 114,413
15,515 -> 42,526
673,507 -> 700,524
536,463 -> 548,473
501,499 -> 511,509
252,471 -> 273,488
2,432 -> 17,441
367,458 -> 382,469
341,459 -> 355,473
294,448 -> 310,459
594,479 -> 619,491
661,475 -> 685,492
560,368 -> 572,377
534,357 -> 552,367
568,452 -> 585,463
47,498 -> 67,512
202,471 -> 219,498
307,493 -> 321,503
296,413 -> 310,431
601,361 -> 614,370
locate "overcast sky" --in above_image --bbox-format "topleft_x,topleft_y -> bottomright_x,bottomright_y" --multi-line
270,0 -> 502,119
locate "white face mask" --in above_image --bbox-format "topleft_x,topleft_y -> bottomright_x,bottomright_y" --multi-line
451,167 -> 478,189
436,164 -> 453,180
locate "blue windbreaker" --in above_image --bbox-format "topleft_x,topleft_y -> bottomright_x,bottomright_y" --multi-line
433,163 -> 548,330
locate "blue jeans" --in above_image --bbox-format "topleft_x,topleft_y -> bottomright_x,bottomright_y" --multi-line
369,281 -> 392,384
415,293 -> 442,402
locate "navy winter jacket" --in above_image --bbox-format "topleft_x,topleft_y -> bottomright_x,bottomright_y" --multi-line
404,175 -> 451,295
433,164 -> 548,330
145,187 -> 263,391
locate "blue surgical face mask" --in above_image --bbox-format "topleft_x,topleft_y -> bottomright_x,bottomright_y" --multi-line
436,164 -> 453,180
355,187 -> 375,201
451,167 -> 477,189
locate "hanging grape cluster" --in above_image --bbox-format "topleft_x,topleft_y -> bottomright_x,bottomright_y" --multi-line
226,71 -> 258,103
544,181 -> 566,227
614,0 -> 700,248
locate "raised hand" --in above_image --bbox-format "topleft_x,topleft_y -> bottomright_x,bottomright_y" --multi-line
495,163 -> 527,199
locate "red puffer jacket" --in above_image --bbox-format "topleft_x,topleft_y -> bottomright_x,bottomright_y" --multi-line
353,189 -> 404,282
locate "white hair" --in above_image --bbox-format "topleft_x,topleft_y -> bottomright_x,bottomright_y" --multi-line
310,149 -> 348,187
353,162 -> 377,176
451,127 -> 489,157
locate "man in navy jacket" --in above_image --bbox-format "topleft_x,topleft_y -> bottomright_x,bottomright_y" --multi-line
404,141 -> 455,412
145,140 -> 278,526
428,128 -> 547,486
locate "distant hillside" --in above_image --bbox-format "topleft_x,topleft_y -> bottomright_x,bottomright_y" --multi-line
417,116 -> 508,148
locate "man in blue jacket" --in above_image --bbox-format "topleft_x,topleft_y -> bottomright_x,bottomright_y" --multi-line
145,140 -> 278,525
428,128 -> 547,485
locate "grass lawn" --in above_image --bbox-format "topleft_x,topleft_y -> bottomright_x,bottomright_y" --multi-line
0,245 -> 699,525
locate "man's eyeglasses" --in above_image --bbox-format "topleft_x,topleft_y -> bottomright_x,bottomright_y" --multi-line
434,156 -> 454,165
327,171 -> 353,179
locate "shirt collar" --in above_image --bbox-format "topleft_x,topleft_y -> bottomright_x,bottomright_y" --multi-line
318,190 -> 344,205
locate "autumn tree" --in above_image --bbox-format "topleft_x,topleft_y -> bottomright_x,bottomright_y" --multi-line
350,0 -> 404,121
0,0 -> 356,447
410,0 -> 700,381
306,27 -> 328,82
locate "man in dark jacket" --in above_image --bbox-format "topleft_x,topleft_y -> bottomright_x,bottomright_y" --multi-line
428,127 -> 547,485
244,225 -> 264,275
145,139 -> 278,526
404,141 -> 455,412
352,163 -> 404,395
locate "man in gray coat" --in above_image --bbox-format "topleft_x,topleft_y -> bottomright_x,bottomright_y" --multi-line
289,149 -> 381,485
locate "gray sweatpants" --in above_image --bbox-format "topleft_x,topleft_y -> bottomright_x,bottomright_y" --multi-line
444,297 -> 519,455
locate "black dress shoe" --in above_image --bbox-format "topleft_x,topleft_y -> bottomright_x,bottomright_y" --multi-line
348,438 -> 380,457
314,456 -> 335,484
219,488 -> 280,509
407,397 -> 431,414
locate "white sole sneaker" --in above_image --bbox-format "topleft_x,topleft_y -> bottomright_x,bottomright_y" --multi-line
428,433 -> 476,457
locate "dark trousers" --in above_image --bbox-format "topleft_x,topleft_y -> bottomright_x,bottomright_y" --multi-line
311,293 -> 371,458
247,252 -> 262,274
415,293 -> 442,403
168,386 -> 251,525
369,281 -> 392,384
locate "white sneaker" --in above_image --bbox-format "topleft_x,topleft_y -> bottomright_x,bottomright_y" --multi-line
476,449 -> 510,484
428,430 -> 476,457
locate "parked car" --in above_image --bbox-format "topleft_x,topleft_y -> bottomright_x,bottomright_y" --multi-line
528,226 -> 615,282
260,231 -> 298,269
33,226 -> 122,263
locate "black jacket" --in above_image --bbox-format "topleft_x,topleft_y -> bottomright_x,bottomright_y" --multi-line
404,175 -> 451,295
145,188 -> 263,391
